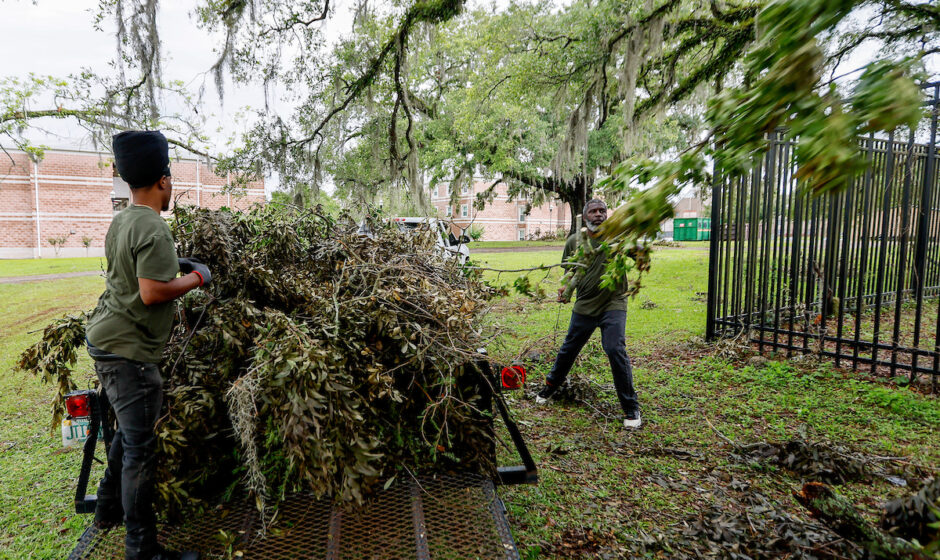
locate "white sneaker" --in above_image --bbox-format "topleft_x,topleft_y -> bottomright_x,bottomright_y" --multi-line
623,412 -> 642,429
534,382 -> 562,405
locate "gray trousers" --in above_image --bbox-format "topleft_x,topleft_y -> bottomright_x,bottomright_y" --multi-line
546,309 -> 639,415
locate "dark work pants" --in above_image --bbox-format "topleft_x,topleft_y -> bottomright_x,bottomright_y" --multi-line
546,309 -> 638,415
94,359 -> 164,560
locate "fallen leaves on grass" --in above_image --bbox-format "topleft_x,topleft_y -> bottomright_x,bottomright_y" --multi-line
883,477 -> 940,545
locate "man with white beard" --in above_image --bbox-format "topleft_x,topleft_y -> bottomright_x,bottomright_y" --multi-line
535,198 -> 642,429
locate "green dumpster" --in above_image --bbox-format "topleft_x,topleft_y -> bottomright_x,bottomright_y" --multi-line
673,217 -> 711,241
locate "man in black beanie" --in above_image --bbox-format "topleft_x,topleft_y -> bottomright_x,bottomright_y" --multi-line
85,130 -> 209,560
535,198 -> 642,429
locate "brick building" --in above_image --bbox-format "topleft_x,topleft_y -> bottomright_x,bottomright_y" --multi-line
0,148 -> 265,258
430,180 -> 570,241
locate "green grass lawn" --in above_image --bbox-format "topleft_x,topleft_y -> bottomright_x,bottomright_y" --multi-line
473,247 -> 709,355
0,276 -> 105,557
0,257 -> 106,278
1,249 -> 938,559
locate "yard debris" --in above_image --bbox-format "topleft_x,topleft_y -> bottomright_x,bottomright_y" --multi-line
17,313 -> 87,430
551,375 -> 601,405
528,374 -> 619,417
733,439 -> 872,484
18,204 -> 500,518
747,355 -> 769,368
652,239 -> 682,247
795,482 -> 924,559
685,496 -> 859,559
623,491 -> 865,559
547,527 -> 612,557
883,477 -> 940,545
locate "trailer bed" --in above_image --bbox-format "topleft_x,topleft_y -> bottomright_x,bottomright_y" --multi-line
68,472 -> 519,560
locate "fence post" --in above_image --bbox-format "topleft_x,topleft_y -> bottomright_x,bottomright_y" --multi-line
707,83 -> 939,382
706,161 -> 723,341
911,85 -> 939,377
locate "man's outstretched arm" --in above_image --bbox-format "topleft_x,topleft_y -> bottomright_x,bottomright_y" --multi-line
138,274 -> 202,306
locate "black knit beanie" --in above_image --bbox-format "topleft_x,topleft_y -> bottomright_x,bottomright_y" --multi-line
112,130 -> 170,188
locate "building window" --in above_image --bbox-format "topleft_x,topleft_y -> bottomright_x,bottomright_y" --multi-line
445,206 -> 453,217
518,229 -> 526,241
461,184 -> 470,194
518,206 -> 527,223
461,204 -> 469,218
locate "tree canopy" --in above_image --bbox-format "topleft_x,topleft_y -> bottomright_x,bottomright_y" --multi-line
2,0 -> 937,218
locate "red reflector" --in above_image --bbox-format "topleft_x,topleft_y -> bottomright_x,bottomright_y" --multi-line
64,391 -> 92,418
500,365 -> 526,389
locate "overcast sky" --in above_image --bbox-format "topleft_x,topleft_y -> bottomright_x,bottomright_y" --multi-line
0,0 -> 363,194
1,1 -> 257,147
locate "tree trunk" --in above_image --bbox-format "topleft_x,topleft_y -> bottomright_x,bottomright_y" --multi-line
562,174 -> 592,236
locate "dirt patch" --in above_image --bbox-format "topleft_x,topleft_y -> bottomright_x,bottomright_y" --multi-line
547,528 -> 617,558
628,337 -> 713,371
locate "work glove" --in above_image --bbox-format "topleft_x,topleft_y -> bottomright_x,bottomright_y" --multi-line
178,257 -> 212,287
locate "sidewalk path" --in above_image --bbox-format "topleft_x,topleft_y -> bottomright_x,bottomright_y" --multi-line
0,271 -> 102,284
473,245 -> 565,253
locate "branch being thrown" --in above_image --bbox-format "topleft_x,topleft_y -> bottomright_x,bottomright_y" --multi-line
465,262 -> 586,273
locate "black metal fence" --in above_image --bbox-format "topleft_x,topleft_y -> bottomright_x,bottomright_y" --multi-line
706,82 -> 940,387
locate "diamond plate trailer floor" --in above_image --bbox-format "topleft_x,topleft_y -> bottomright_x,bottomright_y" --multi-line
68,473 -> 520,560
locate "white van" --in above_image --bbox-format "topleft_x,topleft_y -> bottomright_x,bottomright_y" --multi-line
391,217 -> 471,265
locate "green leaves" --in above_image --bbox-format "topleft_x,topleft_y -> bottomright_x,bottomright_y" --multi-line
21,203 -> 499,520
557,156 -> 697,301
704,0 -> 928,198
512,275 -> 545,299
853,61 -> 924,134
16,313 -> 86,431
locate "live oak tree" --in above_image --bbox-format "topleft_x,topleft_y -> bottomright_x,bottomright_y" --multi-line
312,0 -> 719,232
560,0 -> 936,298
2,0 -> 937,220
225,0 -> 761,230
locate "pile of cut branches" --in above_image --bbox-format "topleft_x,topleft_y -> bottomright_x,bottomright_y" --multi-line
19,204 -> 499,518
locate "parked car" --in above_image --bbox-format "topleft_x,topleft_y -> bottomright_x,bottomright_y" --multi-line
357,217 -> 471,264
383,217 -> 472,265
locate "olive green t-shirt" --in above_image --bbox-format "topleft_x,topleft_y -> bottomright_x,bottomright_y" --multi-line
86,205 -> 180,363
562,233 -> 628,317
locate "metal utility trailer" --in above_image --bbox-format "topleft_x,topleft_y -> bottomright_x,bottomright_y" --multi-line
67,359 -> 537,559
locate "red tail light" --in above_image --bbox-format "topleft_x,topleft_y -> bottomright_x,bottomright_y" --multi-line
64,390 -> 93,418
500,365 -> 526,390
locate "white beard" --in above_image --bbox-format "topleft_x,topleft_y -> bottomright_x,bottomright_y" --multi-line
585,220 -> 600,232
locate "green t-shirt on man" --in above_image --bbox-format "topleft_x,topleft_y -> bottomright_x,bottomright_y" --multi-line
562,233 -> 628,317
86,205 -> 180,363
